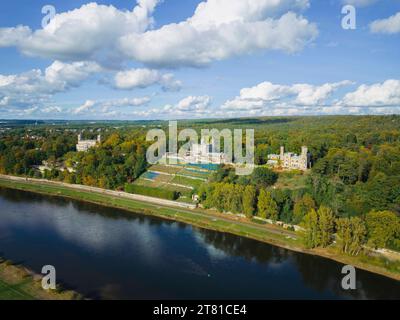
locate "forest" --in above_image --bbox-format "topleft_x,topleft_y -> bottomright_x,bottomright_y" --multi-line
0,115 -> 399,254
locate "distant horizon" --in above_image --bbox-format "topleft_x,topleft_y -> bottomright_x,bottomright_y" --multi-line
1,113 -> 400,124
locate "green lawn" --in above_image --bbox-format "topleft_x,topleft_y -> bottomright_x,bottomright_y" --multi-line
172,175 -> 202,189
180,168 -> 210,178
0,278 -> 35,300
0,260 -> 79,300
150,164 -> 182,174
275,171 -> 309,190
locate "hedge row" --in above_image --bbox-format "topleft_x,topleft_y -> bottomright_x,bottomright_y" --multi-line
125,184 -> 179,201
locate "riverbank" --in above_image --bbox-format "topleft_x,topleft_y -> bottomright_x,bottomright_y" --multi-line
0,176 -> 399,283
0,258 -> 82,300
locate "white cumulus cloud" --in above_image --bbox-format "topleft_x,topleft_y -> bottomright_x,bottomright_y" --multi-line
120,8 -> 318,67
0,1 -> 161,62
73,100 -> 96,114
0,0 -> 317,68
222,80 -> 352,111
340,80 -> 400,107
370,12 -> 400,34
73,96 -> 151,115
42,106 -> 62,113
0,61 -> 102,109
0,26 -> 31,47
114,68 -> 182,91
176,95 -> 211,112
103,97 -> 151,107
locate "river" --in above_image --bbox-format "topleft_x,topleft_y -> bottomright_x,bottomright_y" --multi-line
0,187 -> 398,299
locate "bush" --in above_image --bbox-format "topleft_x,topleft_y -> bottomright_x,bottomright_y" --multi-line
251,167 -> 278,188
125,184 -> 179,201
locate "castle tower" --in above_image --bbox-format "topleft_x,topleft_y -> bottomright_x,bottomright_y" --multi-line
280,146 -> 285,160
78,134 -> 82,142
97,135 -> 102,143
301,146 -> 309,169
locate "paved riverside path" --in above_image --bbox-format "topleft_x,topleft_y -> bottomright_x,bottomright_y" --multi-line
0,174 -> 197,209
0,174 -> 297,240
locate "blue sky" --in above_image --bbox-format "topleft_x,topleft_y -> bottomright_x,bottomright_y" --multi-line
0,0 -> 399,120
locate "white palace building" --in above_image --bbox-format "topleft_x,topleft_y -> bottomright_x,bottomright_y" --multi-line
165,137 -> 229,164
76,134 -> 101,152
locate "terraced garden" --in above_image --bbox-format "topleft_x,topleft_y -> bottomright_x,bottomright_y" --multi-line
133,162 -> 218,203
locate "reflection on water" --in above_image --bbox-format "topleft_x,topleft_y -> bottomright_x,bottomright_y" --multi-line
0,187 -> 399,300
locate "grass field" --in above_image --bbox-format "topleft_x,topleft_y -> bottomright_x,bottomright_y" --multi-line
0,259 -> 79,300
275,170 -> 309,190
0,278 -> 35,300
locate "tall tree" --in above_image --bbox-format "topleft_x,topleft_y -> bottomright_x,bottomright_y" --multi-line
302,209 -> 320,249
336,217 -> 366,256
365,210 -> 400,249
293,194 -> 316,224
257,189 -> 278,220
318,206 -> 335,247
243,185 -> 257,219
251,167 -> 278,188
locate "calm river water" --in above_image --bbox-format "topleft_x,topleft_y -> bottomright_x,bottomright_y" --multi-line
0,187 -> 399,299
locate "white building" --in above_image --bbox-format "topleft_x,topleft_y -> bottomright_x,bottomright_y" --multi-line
165,137 -> 228,164
268,146 -> 310,170
76,134 -> 101,152
188,137 -> 228,164
33,160 -> 75,174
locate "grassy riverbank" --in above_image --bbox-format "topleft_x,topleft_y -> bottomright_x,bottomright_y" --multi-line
0,259 -> 81,300
0,177 -> 399,284
0,177 -> 298,249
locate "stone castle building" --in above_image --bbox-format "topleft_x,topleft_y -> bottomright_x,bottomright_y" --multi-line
267,146 -> 311,170
76,134 -> 101,152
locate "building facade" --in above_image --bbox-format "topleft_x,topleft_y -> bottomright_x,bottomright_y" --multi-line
267,146 -> 311,170
188,137 -> 228,164
76,134 -> 101,152
165,137 -> 228,164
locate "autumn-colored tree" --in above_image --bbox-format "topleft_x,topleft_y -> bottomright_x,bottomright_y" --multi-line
302,209 -> 320,249
243,185 -> 257,219
318,206 -> 335,247
336,217 -> 366,256
293,194 -> 316,224
365,210 -> 400,249
257,189 -> 278,220
302,206 -> 335,249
